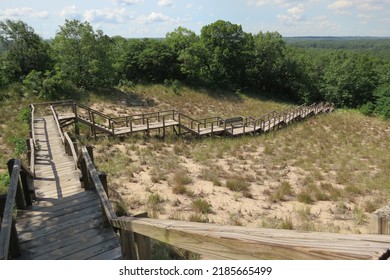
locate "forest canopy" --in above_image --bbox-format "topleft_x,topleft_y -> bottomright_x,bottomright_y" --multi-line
0,19 -> 389,118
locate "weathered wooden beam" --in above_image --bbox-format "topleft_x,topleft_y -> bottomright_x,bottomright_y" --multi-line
112,217 -> 390,260
0,159 -> 22,260
370,206 -> 390,235
81,147 -> 116,223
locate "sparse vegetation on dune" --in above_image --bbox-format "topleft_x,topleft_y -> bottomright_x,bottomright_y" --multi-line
77,85 -> 390,235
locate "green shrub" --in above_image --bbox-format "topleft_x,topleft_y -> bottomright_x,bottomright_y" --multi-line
226,177 -> 250,192
192,198 -> 212,214
0,173 -> 10,195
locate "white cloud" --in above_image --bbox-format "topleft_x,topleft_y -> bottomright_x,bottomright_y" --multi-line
247,0 -> 269,6
136,12 -> 189,26
157,0 -> 174,7
0,7 -> 49,19
114,0 -> 143,5
328,0 -> 353,10
60,5 -> 82,19
186,3 -> 193,9
277,4 -> 305,25
137,12 -> 172,24
357,0 -> 383,11
83,8 -> 133,24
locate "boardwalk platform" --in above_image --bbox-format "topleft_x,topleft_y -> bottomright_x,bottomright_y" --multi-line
15,116 -> 121,260
54,102 -> 334,139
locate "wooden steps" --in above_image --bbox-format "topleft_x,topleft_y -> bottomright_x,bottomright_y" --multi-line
15,116 -> 121,260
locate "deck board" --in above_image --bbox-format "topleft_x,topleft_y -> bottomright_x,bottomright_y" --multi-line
16,116 -> 121,260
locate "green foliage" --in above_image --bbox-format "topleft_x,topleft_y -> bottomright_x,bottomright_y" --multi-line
0,173 -> 10,195
8,135 -> 27,157
192,198 -> 212,214
52,20 -> 114,89
0,19 -> 51,84
373,85 -> 390,119
22,70 -> 66,99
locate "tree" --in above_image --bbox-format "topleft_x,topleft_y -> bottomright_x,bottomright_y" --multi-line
247,31 -> 286,92
321,51 -> 378,107
0,19 -> 50,84
180,20 -> 253,87
51,20 -> 114,89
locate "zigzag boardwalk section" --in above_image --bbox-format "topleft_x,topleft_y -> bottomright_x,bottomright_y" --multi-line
15,116 -> 121,260
54,102 -> 335,139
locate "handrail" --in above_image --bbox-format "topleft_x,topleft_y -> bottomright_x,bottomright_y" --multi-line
28,138 -> 35,178
0,159 -> 33,260
111,216 -> 390,260
48,101 -> 333,138
30,104 -> 36,148
51,106 -> 64,144
64,132 -> 78,169
0,160 -> 21,260
31,100 -> 74,107
80,147 -> 116,224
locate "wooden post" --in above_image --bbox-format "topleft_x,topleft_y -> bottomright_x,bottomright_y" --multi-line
369,206 -> 390,235
7,160 -> 26,210
120,228 -> 138,260
19,170 -> 32,207
133,213 -> 152,260
178,114 -> 182,135
98,172 -> 110,228
73,103 -> 79,135
25,139 -> 31,163
86,145 -> 94,165
80,157 -> 91,190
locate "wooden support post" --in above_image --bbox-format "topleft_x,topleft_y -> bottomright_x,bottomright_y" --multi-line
120,228 -> 138,260
133,212 -> 152,260
7,160 -> 26,210
98,172 -> 110,228
19,171 -> 32,207
0,215 -> 21,259
86,145 -> 94,165
370,206 -> 390,235
25,139 -> 31,163
80,158 -> 91,190
178,114 -> 182,135
73,103 -> 79,135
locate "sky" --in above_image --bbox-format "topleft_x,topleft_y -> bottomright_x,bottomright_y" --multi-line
0,0 -> 389,38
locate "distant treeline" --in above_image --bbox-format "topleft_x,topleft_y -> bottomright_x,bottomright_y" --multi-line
0,19 -> 389,118
285,37 -> 390,61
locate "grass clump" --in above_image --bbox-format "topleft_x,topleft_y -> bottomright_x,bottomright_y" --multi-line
297,191 -> 314,204
188,213 -> 209,223
199,168 -> 222,186
269,181 -> 293,203
353,206 -> 368,225
147,193 -> 164,218
172,169 -> 193,186
226,177 -> 250,192
192,198 -> 212,214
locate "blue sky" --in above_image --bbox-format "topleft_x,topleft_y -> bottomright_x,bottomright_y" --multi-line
0,0 -> 389,38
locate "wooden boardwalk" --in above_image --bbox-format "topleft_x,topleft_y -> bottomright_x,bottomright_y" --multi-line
55,102 -> 334,138
15,116 -> 121,260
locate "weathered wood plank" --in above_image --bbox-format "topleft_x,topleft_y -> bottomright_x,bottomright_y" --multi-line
112,217 -> 390,260
58,237 -> 120,260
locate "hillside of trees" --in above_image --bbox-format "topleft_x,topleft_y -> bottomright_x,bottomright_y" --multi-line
0,19 -> 389,118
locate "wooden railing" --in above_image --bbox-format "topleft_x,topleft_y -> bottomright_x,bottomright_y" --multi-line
112,110 -> 179,134
49,101 -> 334,138
0,159 -> 34,260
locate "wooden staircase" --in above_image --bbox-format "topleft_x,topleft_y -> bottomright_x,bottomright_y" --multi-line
14,116 -> 121,259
